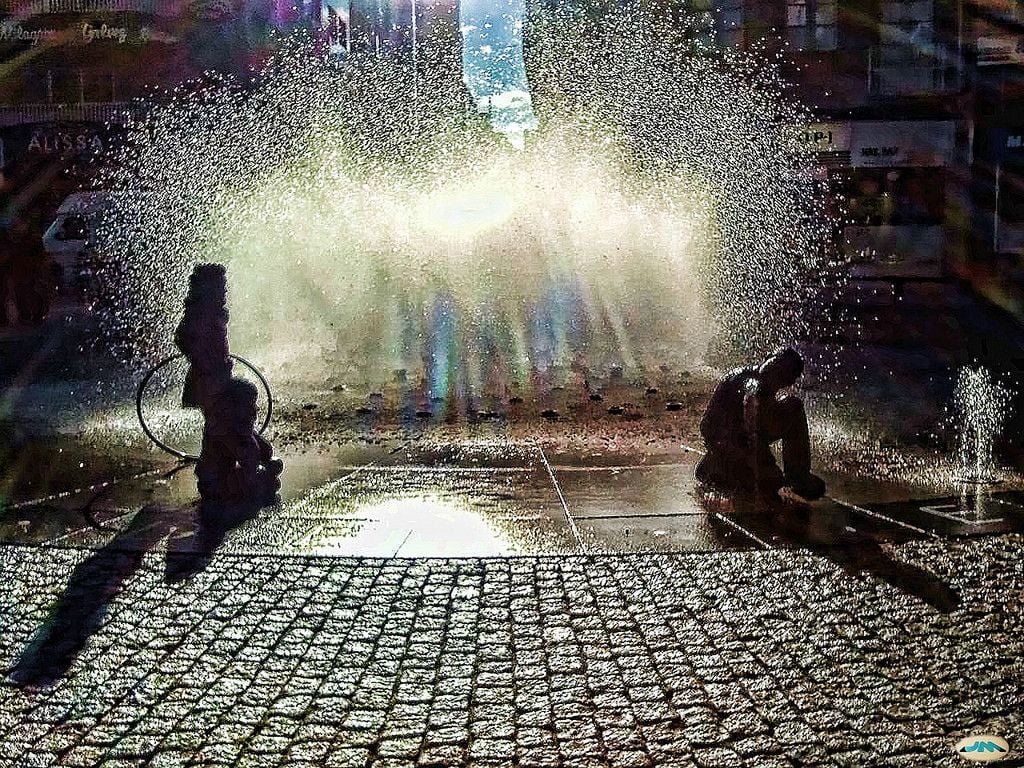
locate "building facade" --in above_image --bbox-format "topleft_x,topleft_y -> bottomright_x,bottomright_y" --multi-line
0,0 -> 306,227
968,0 -> 1024,260
3,0 -> 1022,280
0,0 -> 462,204
720,0 -> 1024,285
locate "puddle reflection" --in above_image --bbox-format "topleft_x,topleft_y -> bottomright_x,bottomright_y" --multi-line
314,495 -> 517,557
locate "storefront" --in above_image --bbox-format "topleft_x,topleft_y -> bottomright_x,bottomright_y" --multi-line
989,128 -> 1024,256
0,0 -> 315,106
1,123 -> 107,159
804,119 -> 957,279
0,0 -> 315,229
0,16 -> 265,105
0,121 -> 114,230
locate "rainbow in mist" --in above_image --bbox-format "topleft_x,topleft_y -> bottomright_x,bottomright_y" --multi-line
92,6 -> 833,406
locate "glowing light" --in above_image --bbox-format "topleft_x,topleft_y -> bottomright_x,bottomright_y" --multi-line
92,7 -> 833,414
291,492 -> 517,557
420,183 -> 517,238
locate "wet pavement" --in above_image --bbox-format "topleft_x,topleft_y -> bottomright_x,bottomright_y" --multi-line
6,428 -> 1024,559
2,385 -> 1023,765
3,435 -> 998,559
1,439 -> 726,557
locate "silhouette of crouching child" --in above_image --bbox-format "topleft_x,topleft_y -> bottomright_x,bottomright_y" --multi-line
196,377 -> 283,527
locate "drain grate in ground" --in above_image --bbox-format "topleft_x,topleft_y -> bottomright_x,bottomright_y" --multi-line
858,491 -> 1024,538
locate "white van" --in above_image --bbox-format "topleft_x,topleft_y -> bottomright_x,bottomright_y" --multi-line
42,191 -> 111,287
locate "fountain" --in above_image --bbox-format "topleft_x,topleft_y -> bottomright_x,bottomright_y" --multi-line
90,6 -> 834,408
952,366 -> 1012,484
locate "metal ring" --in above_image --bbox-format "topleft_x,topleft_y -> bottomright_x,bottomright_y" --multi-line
136,353 -> 274,461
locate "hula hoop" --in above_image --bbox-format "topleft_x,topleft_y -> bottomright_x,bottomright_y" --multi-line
136,353 -> 274,461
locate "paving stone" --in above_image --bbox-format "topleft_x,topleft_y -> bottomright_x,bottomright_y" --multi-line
604,748 -> 651,767
693,746 -> 741,767
375,736 -> 421,759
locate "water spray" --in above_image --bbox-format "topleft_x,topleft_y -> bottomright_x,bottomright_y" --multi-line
952,366 -> 1012,485
91,8 -> 835,407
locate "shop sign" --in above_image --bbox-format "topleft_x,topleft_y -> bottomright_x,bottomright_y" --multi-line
85,22 -> 177,43
81,22 -> 128,43
850,120 -> 955,167
977,35 -> 1024,66
0,20 -> 59,45
80,21 -> 177,44
27,129 -> 104,156
798,122 -> 851,152
138,26 -> 178,43
0,18 -> 177,45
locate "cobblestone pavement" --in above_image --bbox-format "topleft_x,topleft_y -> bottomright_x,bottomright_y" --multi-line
1,532 -> 1021,767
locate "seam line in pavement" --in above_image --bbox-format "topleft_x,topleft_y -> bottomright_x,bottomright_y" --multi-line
682,440 -> 941,542
4,540 -> 778,560
709,511 -> 774,549
46,509 -> 137,545
534,442 -> 584,552
828,497 -> 941,539
305,465 -> 535,473
573,512 -> 704,520
296,464 -> 690,473
548,464 -> 688,471
678,441 -> 775,547
917,501 -> 1000,526
391,529 -> 414,558
3,465 -> 176,511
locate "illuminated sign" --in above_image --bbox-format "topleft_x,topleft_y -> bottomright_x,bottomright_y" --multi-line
0,20 -> 59,44
27,129 -> 104,156
0,18 -> 178,45
82,22 -> 128,43
977,35 -> 1024,66
799,123 -> 851,152
850,121 -> 955,167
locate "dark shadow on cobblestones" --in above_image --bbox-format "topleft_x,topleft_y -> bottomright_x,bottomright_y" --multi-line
6,498 -> 259,687
703,496 -> 961,612
164,498 -> 263,582
7,504 -> 181,687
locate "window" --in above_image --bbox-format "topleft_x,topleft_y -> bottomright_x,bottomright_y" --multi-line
715,0 -> 744,47
787,0 -> 807,27
785,0 -> 837,51
878,0 -> 933,59
999,161 -> 1024,224
838,169 -> 946,226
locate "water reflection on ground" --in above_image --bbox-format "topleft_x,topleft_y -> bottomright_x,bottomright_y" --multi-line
6,434 -> 1021,563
